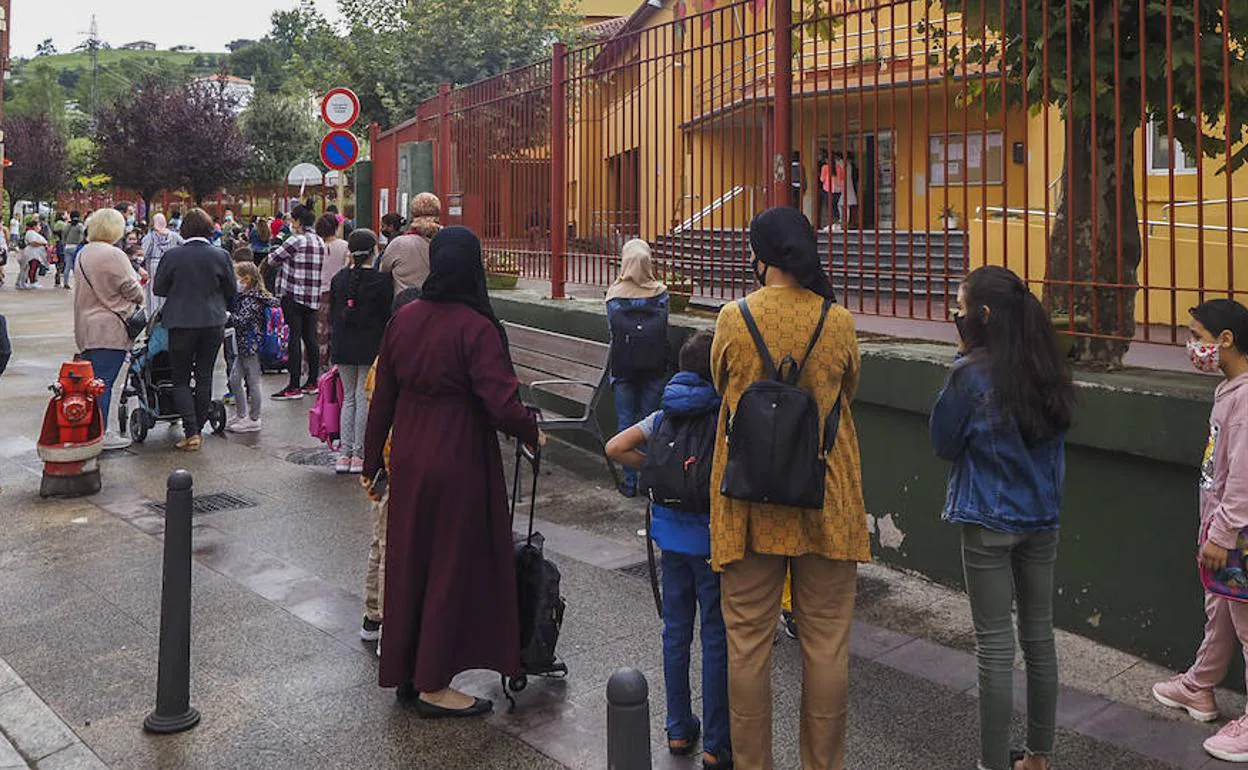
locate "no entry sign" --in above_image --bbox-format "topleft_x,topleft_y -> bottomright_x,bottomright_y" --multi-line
321,87 -> 360,129
321,130 -> 360,171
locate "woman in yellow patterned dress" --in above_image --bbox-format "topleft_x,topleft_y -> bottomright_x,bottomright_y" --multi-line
710,206 -> 872,770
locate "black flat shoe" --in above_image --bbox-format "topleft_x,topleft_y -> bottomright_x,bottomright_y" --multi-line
413,696 -> 494,719
395,683 -> 417,704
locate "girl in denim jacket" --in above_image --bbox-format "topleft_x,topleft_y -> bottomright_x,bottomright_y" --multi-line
930,266 -> 1075,770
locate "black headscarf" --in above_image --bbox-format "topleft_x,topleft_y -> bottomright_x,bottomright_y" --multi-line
421,226 -> 510,355
748,206 -> 836,301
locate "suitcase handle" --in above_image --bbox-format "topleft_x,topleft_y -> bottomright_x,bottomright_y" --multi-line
511,437 -> 541,545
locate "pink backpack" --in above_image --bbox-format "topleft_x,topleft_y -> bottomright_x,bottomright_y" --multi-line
308,366 -> 344,449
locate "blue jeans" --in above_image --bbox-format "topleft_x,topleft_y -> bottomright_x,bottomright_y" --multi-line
661,549 -> 730,758
613,376 -> 665,489
80,348 -> 128,431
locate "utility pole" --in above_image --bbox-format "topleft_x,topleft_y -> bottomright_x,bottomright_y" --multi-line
87,15 -> 99,116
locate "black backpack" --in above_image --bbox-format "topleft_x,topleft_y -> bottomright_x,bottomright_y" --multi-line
639,408 -> 718,513
720,296 -> 842,509
609,303 -> 668,379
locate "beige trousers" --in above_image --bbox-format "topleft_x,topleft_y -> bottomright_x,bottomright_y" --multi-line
721,552 -> 857,770
363,490 -> 389,622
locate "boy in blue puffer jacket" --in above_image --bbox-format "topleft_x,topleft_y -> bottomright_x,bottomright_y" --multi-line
607,330 -> 731,770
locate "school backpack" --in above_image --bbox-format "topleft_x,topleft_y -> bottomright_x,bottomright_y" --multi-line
639,409 -> 718,513
260,304 -> 289,367
609,303 -> 668,379
308,366 -> 344,449
720,297 -> 842,509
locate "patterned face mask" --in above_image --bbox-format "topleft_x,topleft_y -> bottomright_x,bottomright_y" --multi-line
1188,339 -> 1222,374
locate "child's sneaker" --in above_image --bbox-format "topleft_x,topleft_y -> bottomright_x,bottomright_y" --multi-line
1153,675 -> 1219,722
223,392 -> 237,406
780,611 -> 798,640
360,616 -> 382,642
350,458 -> 365,474
234,418 -> 262,434
335,455 -> 351,474
272,387 -> 303,401
1205,714 -> 1248,762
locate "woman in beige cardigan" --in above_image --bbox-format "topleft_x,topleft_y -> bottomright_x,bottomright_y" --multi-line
74,208 -> 145,451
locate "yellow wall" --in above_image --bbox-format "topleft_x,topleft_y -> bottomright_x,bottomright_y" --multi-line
578,0 -> 638,18
564,0 -> 1247,330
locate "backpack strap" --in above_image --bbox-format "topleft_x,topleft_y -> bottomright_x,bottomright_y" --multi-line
795,298 -> 834,381
736,298 -> 779,380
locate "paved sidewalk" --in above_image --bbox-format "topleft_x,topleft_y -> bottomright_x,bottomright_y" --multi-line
0,285 -> 1233,768
0,658 -> 108,770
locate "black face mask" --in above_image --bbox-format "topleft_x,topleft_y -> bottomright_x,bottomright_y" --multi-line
953,312 -> 968,342
752,257 -> 769,287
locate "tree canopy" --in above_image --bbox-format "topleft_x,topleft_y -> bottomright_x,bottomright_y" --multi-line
241,92 -> 320,186
5,113 -> 70,205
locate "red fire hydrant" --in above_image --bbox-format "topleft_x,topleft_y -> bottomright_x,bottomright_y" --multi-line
36,360 -> 107,498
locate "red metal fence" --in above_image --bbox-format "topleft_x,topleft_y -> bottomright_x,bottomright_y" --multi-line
371,0 -> 1247,363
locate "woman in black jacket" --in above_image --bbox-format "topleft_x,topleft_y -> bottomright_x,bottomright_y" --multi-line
153,207 -> 237,452
330,228 -> 393,474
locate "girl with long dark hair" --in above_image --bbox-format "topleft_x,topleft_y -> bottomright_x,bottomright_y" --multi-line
930,265 -> 1075,770
330,228 -> 393,474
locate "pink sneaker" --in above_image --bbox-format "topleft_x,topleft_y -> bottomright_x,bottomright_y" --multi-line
1152,676 -> 1219,722
1205,715 -> 1248,762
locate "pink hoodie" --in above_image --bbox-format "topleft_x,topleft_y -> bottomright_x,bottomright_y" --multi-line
1201,373 -> 1248,549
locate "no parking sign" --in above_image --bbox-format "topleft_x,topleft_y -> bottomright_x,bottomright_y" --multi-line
320,130 -> 359,171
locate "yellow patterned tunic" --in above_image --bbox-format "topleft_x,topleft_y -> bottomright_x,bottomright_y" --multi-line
709,286 -> 872,571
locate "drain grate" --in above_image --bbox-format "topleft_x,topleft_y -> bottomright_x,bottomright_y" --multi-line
285,447 -> 337,467
615,561 -> 653,581
145,491 -> 258,516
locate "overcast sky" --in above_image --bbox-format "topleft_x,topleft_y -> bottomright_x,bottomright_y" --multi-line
10,0 -> 342,58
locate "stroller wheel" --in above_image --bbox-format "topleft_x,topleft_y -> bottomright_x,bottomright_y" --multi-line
507,676 -> 528,693
208,401 -> 227,435
129,410 -> 148,444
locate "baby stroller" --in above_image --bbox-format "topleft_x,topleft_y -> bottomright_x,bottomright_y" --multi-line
119,314 -> 227,444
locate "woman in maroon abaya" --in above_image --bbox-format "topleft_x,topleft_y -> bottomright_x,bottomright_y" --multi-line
362,226 -> 542,718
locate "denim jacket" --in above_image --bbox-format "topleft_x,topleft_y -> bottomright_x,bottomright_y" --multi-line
930,355 -> 1065,532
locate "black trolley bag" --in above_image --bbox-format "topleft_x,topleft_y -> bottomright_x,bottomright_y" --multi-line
506,438 -> 569,702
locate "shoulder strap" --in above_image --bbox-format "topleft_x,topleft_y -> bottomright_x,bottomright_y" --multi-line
736,298 -> 778,380
794,298 -> 834,380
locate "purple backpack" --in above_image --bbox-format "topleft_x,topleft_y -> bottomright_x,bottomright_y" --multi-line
308,366 -> 344,449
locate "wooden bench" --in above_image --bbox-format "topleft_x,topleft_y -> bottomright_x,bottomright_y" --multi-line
505,322 -> 619,485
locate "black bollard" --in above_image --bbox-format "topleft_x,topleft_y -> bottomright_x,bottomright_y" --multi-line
606,667 -> 651,770
143,470 -> 201,734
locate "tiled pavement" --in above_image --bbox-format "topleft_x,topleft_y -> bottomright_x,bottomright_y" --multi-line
0,285 -> 1235,768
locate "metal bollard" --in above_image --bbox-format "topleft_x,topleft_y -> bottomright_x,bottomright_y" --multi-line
143,470 -> 201,734
606,667 -> 651,770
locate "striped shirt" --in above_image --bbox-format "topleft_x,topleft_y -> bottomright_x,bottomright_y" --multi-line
267,231 -> 327,309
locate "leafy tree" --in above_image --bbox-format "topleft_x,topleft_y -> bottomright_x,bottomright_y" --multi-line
227,39 -> 258,53
241,91 -> 320,185
178,81 -> 250,203
8,62 -> 66,127
932,0 -> 1248,366
392,0 -> 578,117
35,39 -> 57,57
93,77 -> 185,212
66,137 -> 98,188
4,113 -> 69,205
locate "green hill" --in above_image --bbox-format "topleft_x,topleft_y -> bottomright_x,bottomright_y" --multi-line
10,48 -> 232,115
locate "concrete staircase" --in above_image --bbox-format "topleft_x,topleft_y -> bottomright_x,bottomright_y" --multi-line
651,228 -> 968,302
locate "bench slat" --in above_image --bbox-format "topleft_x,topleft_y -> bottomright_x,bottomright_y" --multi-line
505,322 -> 608,369
510,347 -> 602,389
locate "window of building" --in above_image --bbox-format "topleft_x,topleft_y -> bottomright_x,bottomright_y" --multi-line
929,131 -> 1004,185
1147,119 -> 1199,175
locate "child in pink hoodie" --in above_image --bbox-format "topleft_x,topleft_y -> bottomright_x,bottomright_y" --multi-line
1154,298 -> 1248,763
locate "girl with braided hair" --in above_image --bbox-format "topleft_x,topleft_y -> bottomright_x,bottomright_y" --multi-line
330,228 -> 394,474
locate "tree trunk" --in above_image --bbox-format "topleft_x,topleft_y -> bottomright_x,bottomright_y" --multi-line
1045,117 -> 1142,368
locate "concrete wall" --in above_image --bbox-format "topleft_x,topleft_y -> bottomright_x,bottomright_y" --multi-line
492,289 -> 1216,671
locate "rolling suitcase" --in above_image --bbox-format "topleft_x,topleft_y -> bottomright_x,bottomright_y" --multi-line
505,439 -> 568,704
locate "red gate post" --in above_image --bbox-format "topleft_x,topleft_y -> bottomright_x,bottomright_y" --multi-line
770,0 -> 794,209
438,83 -> 452,213
550,44 -> 568,300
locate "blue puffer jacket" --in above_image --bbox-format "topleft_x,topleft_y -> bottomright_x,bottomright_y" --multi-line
930,355 -> 1065,533
650,372 -> 722,557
